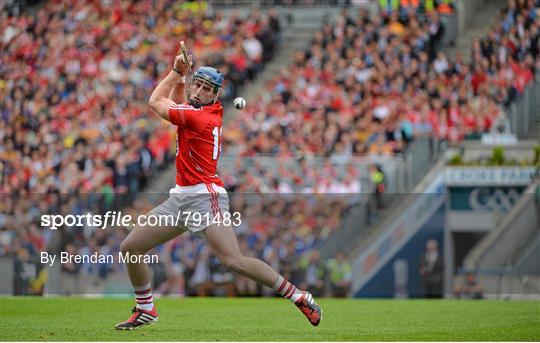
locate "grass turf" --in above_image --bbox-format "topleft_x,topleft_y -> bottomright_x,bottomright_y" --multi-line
0,297 -> 539,341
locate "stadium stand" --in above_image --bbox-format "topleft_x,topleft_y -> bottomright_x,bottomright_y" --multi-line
0,0 -> 282,293
1,0 -> 538,299
224,1 -> 538,157
1,0 -> 280,195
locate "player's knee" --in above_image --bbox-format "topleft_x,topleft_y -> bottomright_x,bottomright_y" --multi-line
120,238 -> 146,256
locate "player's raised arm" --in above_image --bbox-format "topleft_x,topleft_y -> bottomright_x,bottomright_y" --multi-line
149,42 -> 192,122
168,62 -> 190,105
168,74 -> 187,104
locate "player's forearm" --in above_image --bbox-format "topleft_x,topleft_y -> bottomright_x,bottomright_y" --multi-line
148,70 -> 184,121
149,70 -> 181,105
169,81 -> 186,104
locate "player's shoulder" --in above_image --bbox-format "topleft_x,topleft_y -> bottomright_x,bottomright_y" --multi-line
206,101 -> 223,112
199,102 -> 223,120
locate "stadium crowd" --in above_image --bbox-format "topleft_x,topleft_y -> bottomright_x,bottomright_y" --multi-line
1,0 -> 539,298
225,0 -> 539,156
1,0 -> 280,196
0,191 -> 355,297
220,156 -> 367,194
0,0 -> 288,295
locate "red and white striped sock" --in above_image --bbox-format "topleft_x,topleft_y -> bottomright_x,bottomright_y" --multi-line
134,283 -> 154,311
272,275 -> 304,303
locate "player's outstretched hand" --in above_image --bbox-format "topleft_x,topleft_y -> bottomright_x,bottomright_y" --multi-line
173,41 -> 193,76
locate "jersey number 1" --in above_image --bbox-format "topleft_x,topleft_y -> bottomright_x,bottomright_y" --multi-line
212,126 -> 222,160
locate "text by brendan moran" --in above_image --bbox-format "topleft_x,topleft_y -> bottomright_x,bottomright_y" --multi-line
40,252 -> 159,266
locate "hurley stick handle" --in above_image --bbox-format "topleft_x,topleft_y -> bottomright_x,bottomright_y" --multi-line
180,40 -> 193,74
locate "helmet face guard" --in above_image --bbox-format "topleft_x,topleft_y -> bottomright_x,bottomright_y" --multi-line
187,66 -> 223,108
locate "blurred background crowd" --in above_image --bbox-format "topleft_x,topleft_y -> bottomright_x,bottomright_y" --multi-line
1,191 -> 355,297
1,0 -> 281,195
1,0 -> 538,297
225,0 -> 538,157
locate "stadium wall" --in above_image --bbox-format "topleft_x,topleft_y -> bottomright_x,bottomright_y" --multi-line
350,161 -> 446,297
354,205 -> 445,298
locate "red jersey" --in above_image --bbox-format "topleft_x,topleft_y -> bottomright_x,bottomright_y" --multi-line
168,102 -> 224,187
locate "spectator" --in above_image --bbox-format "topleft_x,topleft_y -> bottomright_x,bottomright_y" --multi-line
299,250 -> 326,297
189,248 -> 212,292
427,11 -> 445,59
157,238 -> 187,297
419,239 -> 443,298
369,164 -> 386,209
453,272 -> 484,299
327,251 -> 353,297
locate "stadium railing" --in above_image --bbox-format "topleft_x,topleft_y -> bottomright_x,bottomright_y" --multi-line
514,232 -> 540,275
220,155 -> 373,190
219,136 -> 441,195
463,180 -> 539,274
211,0 -> 352,8
316,136 -> 443,260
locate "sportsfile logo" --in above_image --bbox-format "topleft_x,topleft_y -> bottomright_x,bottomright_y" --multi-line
40,211 -> 242,230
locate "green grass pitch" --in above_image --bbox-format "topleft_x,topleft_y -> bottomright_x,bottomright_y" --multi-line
1,297 -> 539,341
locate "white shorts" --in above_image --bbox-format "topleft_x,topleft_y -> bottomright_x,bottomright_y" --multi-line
149,183 -> 229,234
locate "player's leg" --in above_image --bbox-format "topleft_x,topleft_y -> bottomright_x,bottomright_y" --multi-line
204,225 -> 322,326
204,225 -> 276,286
115,223 -> 185,330
121,223 -> 185,291
115,193 -> 188,331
